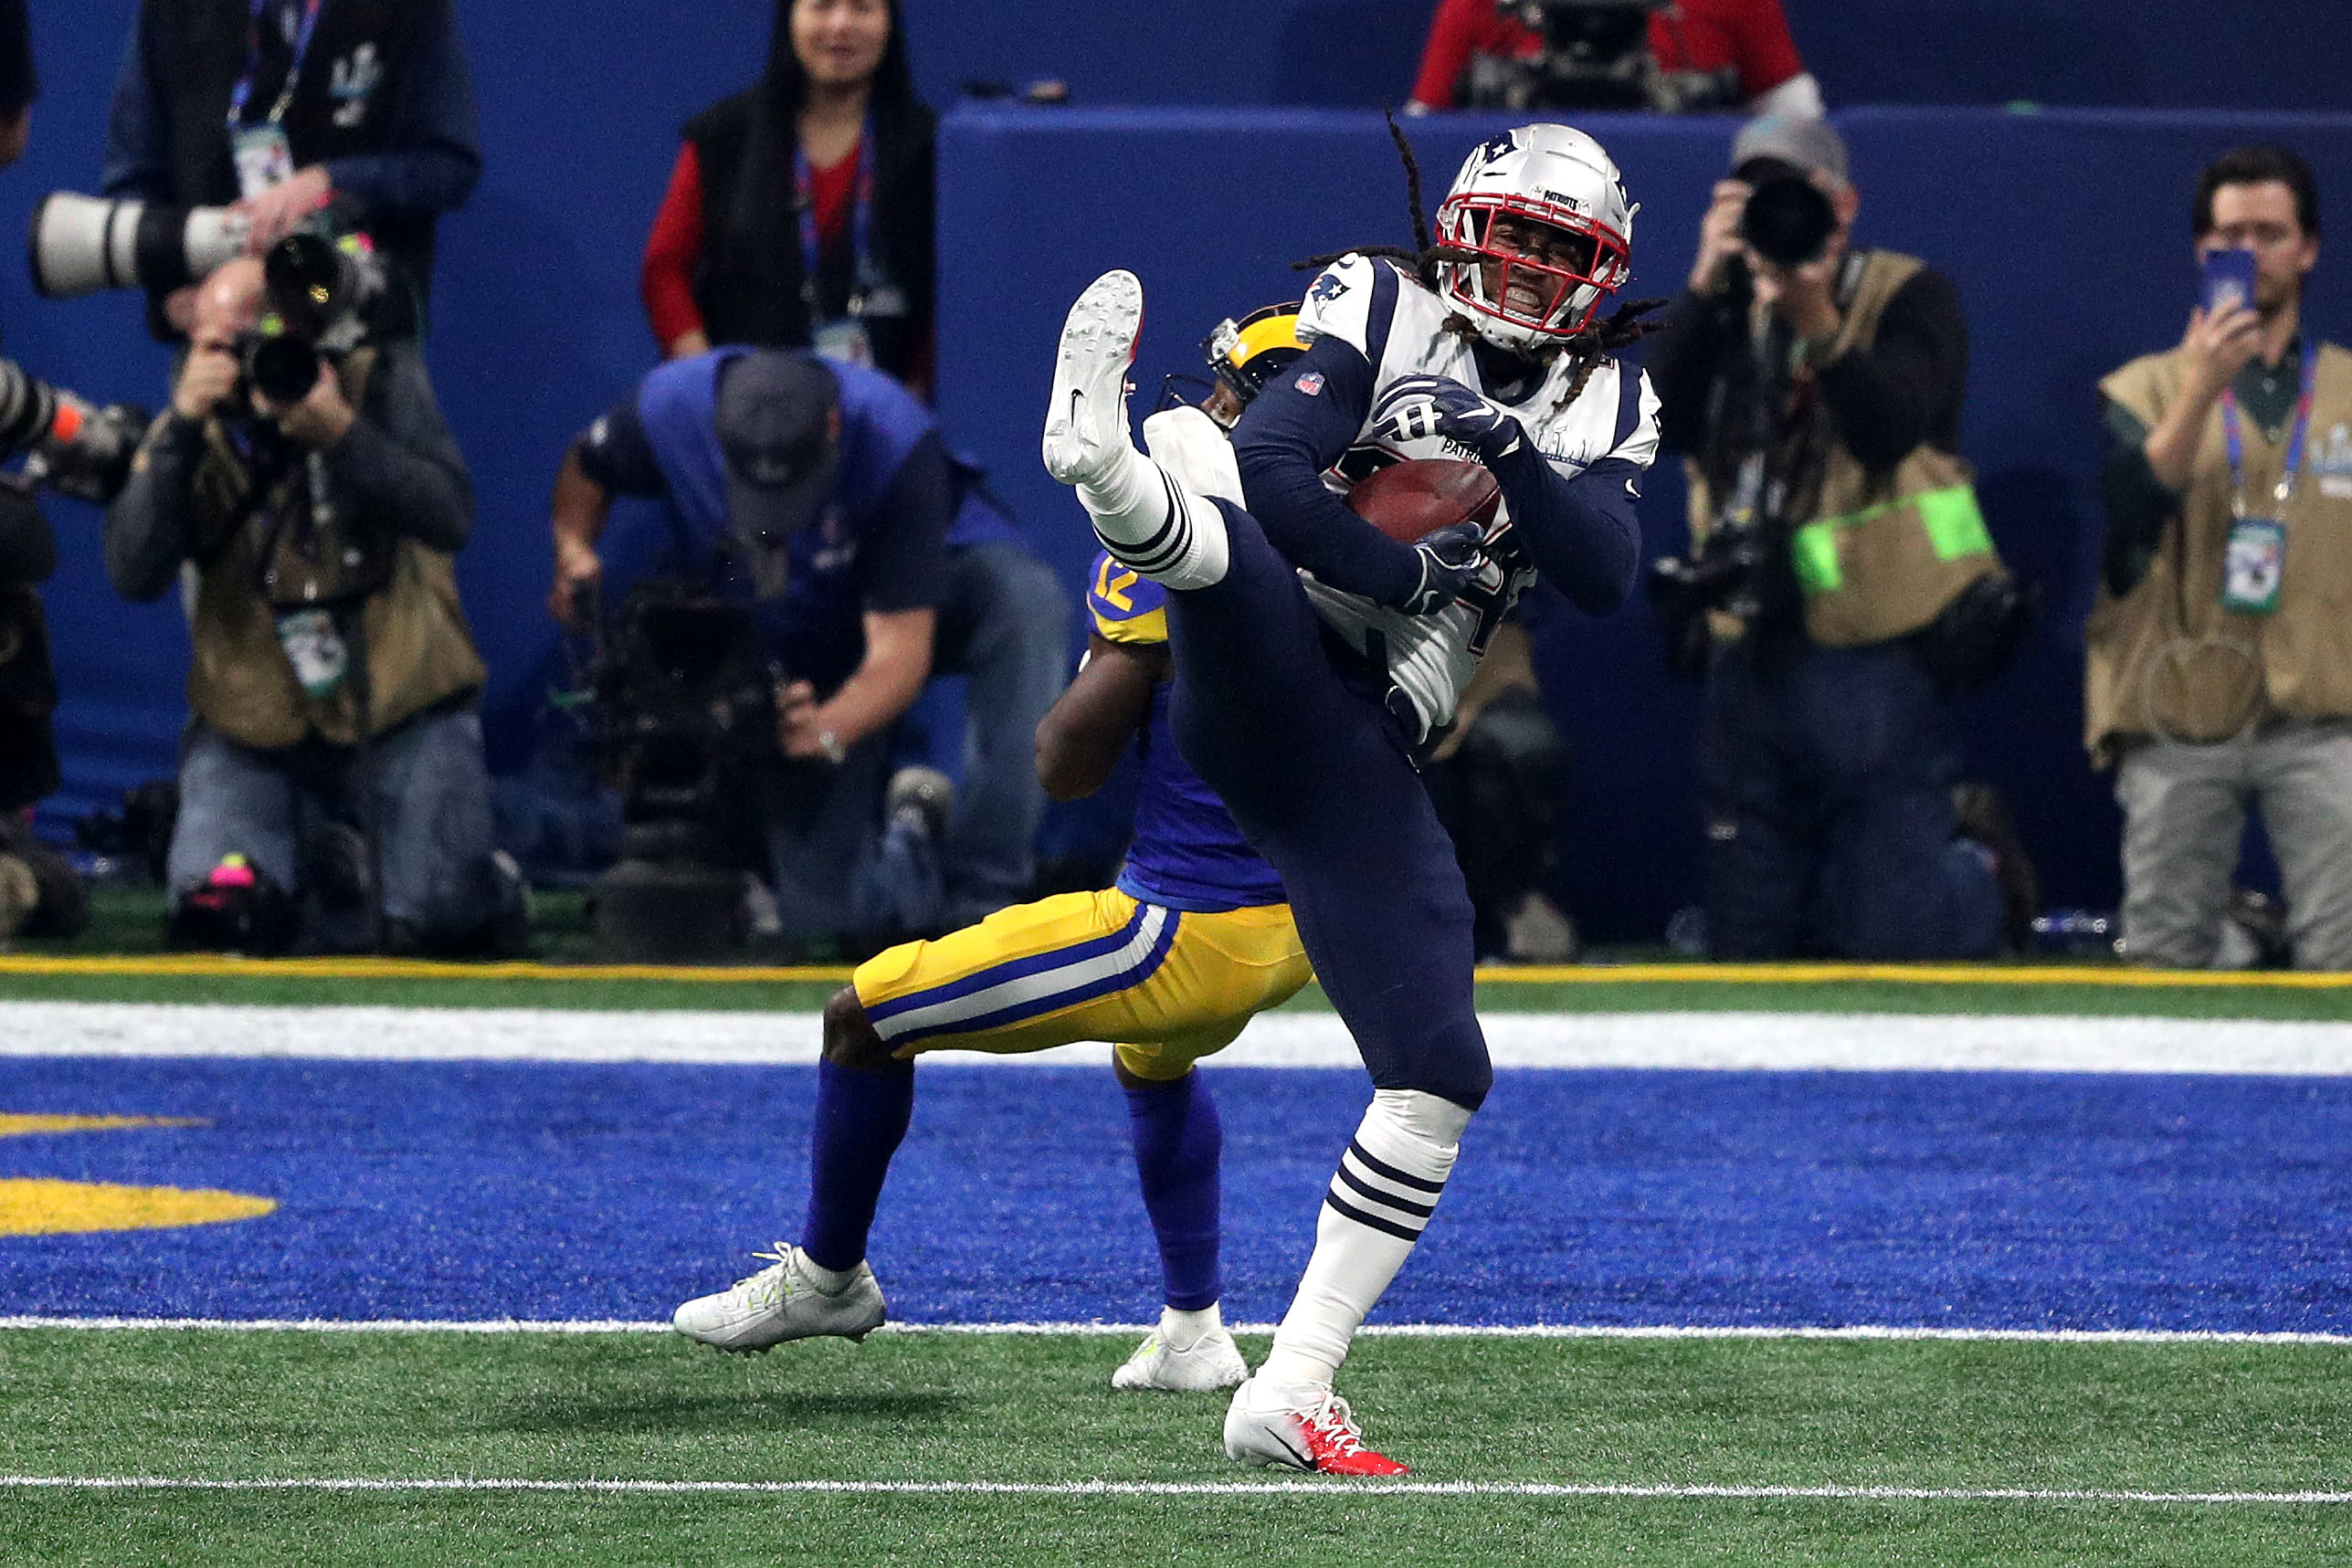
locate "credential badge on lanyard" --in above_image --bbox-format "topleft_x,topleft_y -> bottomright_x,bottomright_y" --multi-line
796,121 -> 894,368
227,0 -> 324,199
2218,352 -> 2317,617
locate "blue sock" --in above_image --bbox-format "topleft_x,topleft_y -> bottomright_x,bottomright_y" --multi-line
1124,1069 -> 1223,1312
801,1058 -> 915,1274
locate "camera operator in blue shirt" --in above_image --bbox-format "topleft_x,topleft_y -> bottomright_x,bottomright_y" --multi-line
550,349 -> 1068,950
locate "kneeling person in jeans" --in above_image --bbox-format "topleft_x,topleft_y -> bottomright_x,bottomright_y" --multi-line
104,256 -> 506,953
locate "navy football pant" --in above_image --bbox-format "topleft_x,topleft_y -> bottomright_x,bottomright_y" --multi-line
1164,500 -> 1491,1111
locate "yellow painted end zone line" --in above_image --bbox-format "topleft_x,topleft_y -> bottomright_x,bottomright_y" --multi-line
0,953 -> 2348,989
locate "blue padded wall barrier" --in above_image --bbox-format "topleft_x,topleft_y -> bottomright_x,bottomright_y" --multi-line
11,2 -> 2352,943
933,107 -> 2352,941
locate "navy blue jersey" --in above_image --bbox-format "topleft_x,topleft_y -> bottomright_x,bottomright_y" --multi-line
1086,552 -> 1286,913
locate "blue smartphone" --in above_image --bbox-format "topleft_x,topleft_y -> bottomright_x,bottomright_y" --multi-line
2202,248 -> 2257,316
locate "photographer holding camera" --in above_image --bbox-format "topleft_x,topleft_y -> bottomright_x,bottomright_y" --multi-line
100,0 -> 480,333
552,348 -> 1067,954
0,0 -> 140,944
1648,115 -> 2032,960
102,248 -> 511,955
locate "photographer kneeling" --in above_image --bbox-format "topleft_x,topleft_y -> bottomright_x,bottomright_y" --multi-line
552,349 -> 1062,953
1649,116 -> 2033,959
103,252 -> 509,954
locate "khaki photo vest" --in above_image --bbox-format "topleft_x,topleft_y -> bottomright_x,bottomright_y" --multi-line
1686,250 -> 2002,648
185,351 -> 485,750
2086,340 -> 2352,764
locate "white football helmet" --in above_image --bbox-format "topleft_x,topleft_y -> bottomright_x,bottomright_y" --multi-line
1434,124 -> 1638,353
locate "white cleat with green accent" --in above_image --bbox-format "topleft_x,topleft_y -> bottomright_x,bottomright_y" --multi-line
1111,1325 -> 1250,1393
671,1243 -> 887,1353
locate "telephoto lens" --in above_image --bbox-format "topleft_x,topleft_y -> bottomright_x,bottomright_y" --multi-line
1740,174 -> 1837,268
26,193 -> 247,299
243,333 -> 323,406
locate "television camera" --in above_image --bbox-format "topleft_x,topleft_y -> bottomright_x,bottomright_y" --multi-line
570,579 -> 785,963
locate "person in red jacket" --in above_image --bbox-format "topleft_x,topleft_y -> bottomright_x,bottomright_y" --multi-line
640,0 -> 933,395
1407,0 -> 1821,118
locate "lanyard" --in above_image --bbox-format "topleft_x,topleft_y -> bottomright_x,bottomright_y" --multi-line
2221,348 -> 2318,518
227,0 -> 325,129
794,123 -> 877,320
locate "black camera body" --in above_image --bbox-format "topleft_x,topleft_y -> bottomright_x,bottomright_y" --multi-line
237,230 -> 392,406
1741,174 -> 1839,268
1647,518 -> 1772,679
576,580 -> 784,962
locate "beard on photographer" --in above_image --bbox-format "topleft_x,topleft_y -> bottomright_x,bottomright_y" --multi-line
101,254 -> 510,955
1647,114 -> 2031,961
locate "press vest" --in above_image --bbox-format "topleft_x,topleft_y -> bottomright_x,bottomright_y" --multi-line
142,0 -> 439,303
2086,340 -> 2352,763
1686,249 -> 2000,647
185,350 -> 484,749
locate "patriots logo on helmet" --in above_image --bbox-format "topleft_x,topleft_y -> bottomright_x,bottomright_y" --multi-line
1433,123 -> 1636,353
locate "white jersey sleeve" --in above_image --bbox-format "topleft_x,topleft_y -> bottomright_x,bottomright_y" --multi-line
1294,254 -> 1398,364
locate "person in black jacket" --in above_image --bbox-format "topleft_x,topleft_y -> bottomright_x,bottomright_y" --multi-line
1647,115 -> 2029,960
101,0 -> 480,334
0,0 -> 90,942
640,0 -> 934,393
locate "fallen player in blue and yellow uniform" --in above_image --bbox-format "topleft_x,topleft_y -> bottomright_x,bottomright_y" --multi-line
672,310 -> 1319,1391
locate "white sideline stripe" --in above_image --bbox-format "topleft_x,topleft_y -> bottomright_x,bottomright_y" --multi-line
4,1002 -> 2352,1074
0,1475 -> 2345,1503
870,905 -> 1169,1040
5,1317 -> 2347,1345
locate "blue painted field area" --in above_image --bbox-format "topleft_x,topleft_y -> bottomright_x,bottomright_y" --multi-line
3,1058 -> 2348,1331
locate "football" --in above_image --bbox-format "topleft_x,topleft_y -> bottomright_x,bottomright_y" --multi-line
1346,458 -> 1503,544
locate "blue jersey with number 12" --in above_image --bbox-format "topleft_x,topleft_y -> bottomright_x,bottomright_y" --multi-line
1086,552 -> 1286,913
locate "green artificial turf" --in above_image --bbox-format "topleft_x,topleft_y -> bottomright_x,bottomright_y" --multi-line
0,1329 -> 2346,1565
4,967 -> 2350,1022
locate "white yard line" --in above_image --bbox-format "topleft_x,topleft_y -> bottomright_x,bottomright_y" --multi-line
3,1317 -> 2346,1345
0,1474 -> 2343,1503
4,1002 -> 2352,1074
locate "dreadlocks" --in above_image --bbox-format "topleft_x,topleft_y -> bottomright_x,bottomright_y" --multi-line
1298,112 -> 1667,411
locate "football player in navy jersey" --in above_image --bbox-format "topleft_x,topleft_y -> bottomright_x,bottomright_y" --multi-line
672,311 -> 1320,1394
1040,124 -> 1657,1473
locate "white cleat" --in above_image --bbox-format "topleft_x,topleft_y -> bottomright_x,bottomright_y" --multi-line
1222,1376 -> 1410,1477
1041,268 -> 1144,487
1111,1325 -> 1249,1393
671,1243 -> 887,1353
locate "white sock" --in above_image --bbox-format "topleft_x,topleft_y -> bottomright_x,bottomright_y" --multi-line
796,1250 -> 858,1295
1260,1089 -> 1472,1388
1078,448 -> 1229,592
1159,1301 -> 1223,1352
